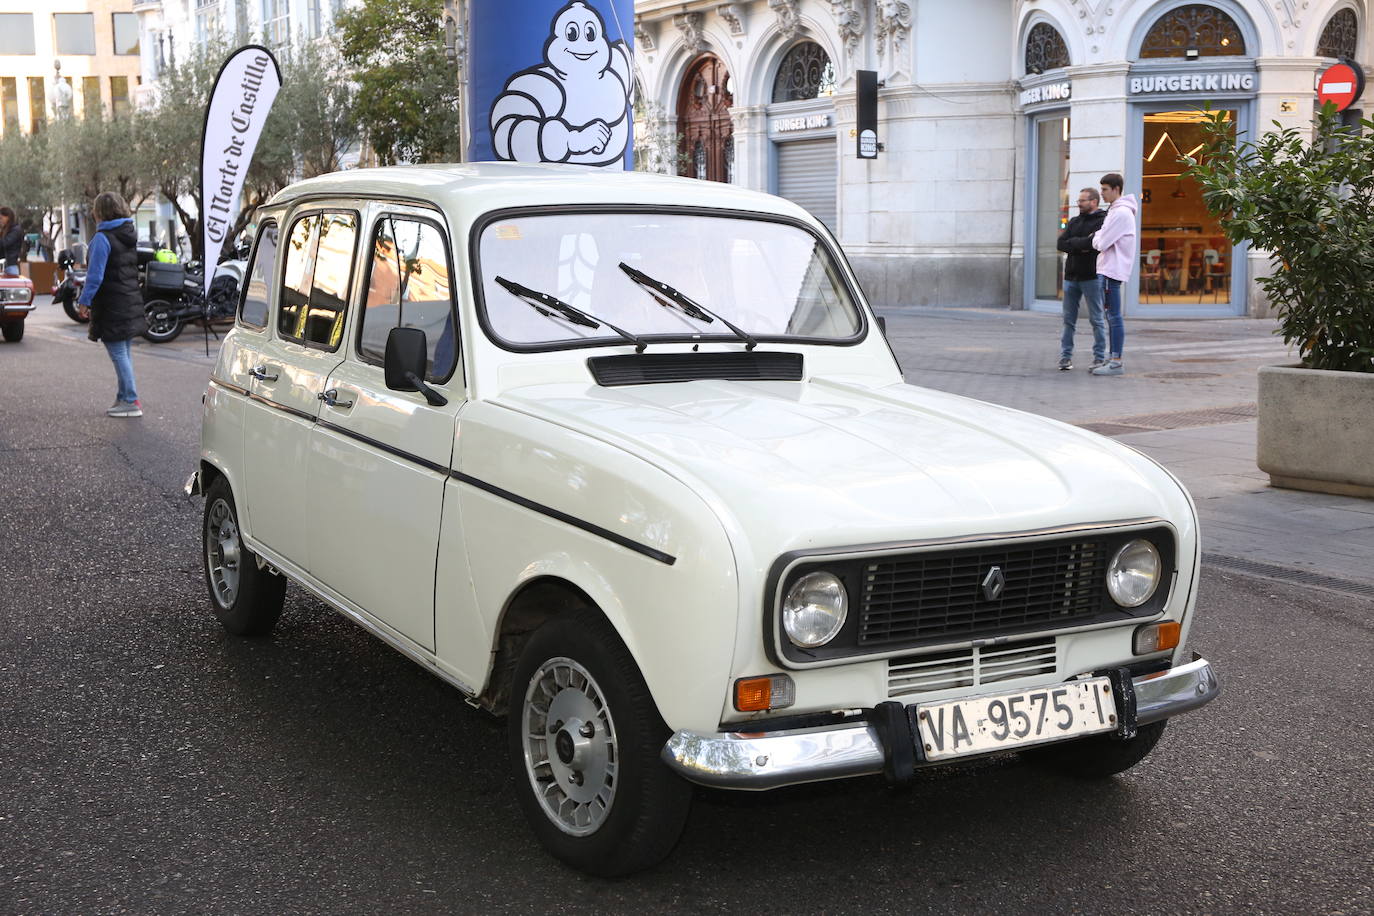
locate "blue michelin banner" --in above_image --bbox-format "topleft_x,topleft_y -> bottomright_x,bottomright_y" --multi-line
469,0 -> 635,169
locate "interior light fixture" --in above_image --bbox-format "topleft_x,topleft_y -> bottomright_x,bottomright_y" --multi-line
1147,131 -> 1170,162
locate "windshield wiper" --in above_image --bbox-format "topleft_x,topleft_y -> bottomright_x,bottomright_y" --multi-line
618,262 -> 757,351
495,276 -> 646,352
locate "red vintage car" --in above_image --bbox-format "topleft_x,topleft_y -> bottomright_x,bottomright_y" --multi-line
0,275 -> 35,342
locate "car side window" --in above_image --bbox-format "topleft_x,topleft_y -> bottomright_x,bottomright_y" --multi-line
278,213 -> 319,342
304,213 -> 358,349
238,220 -> 277,330
357,215 -> 457,381
277,211 -> 358,350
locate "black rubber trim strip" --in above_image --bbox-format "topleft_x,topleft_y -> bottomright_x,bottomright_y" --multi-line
209,377 -> 249,397
247,392 -> 316,423
316,419 -> 449,475
210,377 -> 673,565
449,471 -> 676,566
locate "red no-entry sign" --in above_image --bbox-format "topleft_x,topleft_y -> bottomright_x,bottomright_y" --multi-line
1317,61 -> 1365,111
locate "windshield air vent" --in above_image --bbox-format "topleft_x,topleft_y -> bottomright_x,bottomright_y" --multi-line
588,352 -> 804,387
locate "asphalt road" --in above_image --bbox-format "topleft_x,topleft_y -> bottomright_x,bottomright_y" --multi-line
3,303 -> 1372,914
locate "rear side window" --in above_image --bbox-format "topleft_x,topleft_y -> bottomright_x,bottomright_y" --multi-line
238,220 -> 277,329
277,210 -> 358,350
357,215 -> 457,381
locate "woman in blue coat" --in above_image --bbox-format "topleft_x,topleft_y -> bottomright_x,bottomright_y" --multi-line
78,192 -> 146,418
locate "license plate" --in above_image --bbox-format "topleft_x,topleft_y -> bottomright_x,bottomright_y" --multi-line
914,677 -> 1117,761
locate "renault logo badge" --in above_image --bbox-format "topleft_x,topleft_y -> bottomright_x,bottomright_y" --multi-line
981,566 -> 1006,602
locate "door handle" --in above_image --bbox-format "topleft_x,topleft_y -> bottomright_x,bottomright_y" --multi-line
317,387 -> 355,409
250,364 -> 279,382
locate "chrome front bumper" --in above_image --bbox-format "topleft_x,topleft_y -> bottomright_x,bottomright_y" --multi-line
662,656 -> 1220,790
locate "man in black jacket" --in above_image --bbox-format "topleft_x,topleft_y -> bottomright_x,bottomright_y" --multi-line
1055,188 -> 1108,370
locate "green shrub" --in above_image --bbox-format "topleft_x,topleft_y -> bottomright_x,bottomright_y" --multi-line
1186,106 -> 1374,373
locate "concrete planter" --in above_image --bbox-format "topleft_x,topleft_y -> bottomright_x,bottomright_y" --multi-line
1258,364 -> 1374,498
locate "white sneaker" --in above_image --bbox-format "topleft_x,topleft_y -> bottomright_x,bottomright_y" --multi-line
1090,360 -> 1124,377
107,399 -> 144,417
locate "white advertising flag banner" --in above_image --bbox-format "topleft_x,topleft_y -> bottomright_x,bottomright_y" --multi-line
200,45 -> 282,294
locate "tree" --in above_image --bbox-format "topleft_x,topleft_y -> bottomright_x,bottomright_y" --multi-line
0,130 -> 59,252
140,37 -> 360,259
338,0 -> 461,165
1186,106 -> 1374,373
47,111 -> 156,219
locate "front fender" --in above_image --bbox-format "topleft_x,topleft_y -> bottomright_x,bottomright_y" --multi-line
448,403 -> 740,733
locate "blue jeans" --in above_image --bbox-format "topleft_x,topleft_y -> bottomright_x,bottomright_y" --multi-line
3,265 -> 17,277
104,338 -> 139,403
1060,277 -> 1107,361
1101,276 -> 1125,358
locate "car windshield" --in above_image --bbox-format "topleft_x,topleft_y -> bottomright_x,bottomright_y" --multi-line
476,210 -> 863,349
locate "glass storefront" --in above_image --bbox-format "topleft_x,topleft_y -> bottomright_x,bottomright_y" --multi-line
1033,115 -> 1071,300
1138,109 -> 1236,307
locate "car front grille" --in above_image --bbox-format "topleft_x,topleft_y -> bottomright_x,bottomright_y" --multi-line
859,538 -> 1109,646
887,636 -> 1058,698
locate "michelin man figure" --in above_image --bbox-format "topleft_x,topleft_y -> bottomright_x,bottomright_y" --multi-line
489,1 -> 633,166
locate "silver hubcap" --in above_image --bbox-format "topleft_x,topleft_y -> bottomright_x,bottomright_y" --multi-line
521,657 -> 618,836
206,498 -> 241,608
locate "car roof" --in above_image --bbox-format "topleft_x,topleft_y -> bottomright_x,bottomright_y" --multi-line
266,162 -> 815,223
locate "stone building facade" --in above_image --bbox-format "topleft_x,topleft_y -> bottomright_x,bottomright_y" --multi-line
631,0 -> 1372,317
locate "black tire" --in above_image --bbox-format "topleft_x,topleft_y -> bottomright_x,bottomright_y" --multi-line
202,476 -> 286,637
508,610 -> 693,877
1,321 -> 23,342
142,300 -> 184,343
61,297 -> 90,323
1024,720 -> 1168,778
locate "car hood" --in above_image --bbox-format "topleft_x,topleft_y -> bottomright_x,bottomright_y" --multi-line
493,375 -> 1187,562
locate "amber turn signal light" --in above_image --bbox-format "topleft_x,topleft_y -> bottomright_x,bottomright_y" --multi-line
1133,620 -> 1182,655
733,674 -> 796,712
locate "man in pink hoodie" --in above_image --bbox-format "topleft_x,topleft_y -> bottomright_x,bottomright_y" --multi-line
1090,172 -> 1138,376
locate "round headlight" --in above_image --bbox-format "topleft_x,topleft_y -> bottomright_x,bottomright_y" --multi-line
782,571 -> 848,648
1107,539 -> 1162,607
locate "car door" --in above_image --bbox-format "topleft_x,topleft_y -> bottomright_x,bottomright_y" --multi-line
306,208 -> 465,651
240,208 -> 358,567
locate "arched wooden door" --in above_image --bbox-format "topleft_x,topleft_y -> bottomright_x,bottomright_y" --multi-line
677,55 -> 734,182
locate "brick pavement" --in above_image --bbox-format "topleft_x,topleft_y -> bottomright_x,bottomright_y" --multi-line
878,306 -> 1374,591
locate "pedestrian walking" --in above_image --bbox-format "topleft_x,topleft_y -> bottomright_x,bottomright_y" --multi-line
0,207 -> 23,277
1055,188 -> 1108,371
1090,172 -> 1138,377
79,192 -> 145,418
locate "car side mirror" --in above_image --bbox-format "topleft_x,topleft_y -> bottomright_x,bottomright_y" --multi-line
384,326 -> 448,407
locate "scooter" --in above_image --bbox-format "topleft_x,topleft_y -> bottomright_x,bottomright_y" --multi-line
51,250 -> 89,323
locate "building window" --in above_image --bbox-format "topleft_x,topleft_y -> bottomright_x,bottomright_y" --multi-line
82,77 -> 101,119
1033,116 -> 1071,301
262,0 -> 290,48
112,12 -> 139,55
195,4 -> 221,45
110,77 -> 130,119
1025,23 -> 1070,74
28,77 -> 46,134
1139,5 -> 1245,58
0,14 -> 34,55
1317,9 -> 1358,59
771,42 -> 837,103
307,0 -> 321,38
54,13 -> 97,56
1,79 -> 19,135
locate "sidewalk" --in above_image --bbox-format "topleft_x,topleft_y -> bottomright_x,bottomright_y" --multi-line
877,306 -> 1374,593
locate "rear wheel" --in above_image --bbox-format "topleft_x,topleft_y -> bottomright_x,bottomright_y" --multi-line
142,300 -> 184,343
202,477 -> 285,636
508,610 -> 693,877
1024,720 -> 1168,778
1,321 -> 23,342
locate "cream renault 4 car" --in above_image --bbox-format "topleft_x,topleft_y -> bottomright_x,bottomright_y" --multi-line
189,163 -> 1219,876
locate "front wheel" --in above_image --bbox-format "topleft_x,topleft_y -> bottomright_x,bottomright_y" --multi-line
1023,720 -> 1168,778
202,477 -> 286,636
1,321 -> 23,342
508,610 -> 693,877
142,300 -> 184,343
61,297 -> 89,323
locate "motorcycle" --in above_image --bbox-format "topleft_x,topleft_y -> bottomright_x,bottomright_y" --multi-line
51,250 -> 89,323
141,261 -> 241,344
